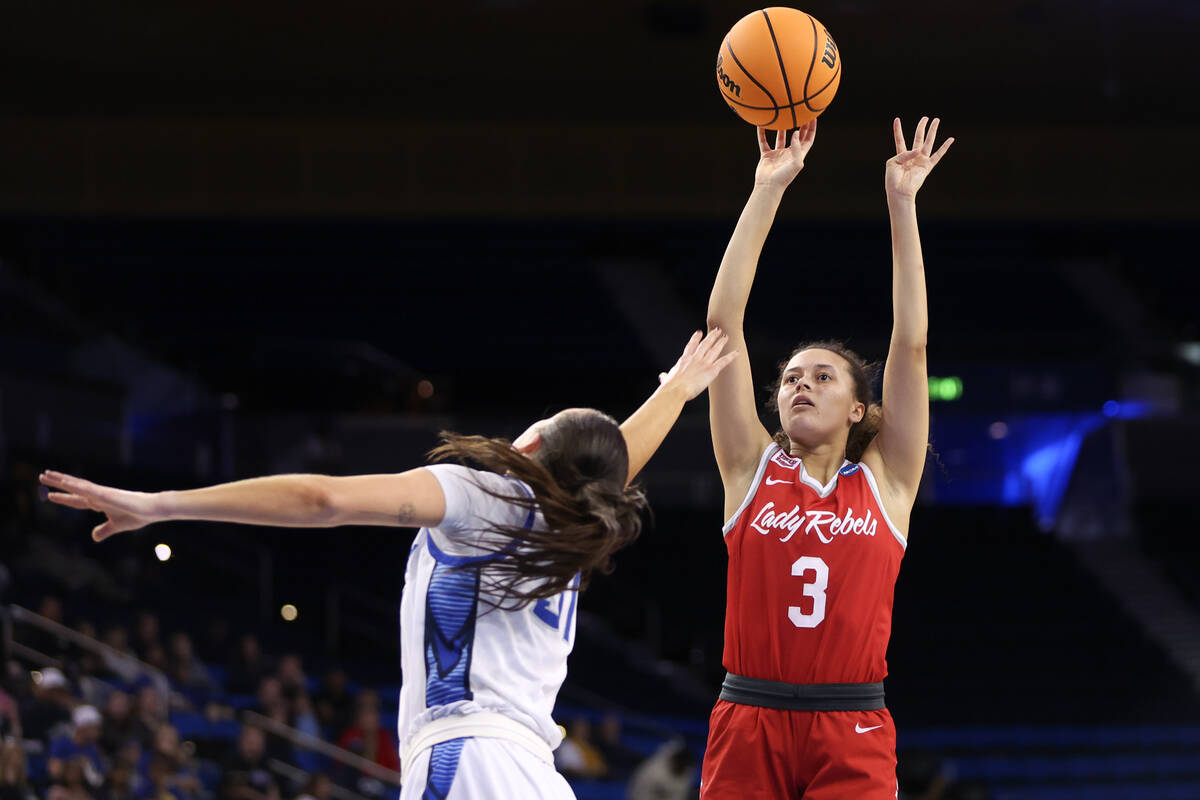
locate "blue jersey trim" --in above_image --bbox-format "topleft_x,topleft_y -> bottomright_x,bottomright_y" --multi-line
421,737 -> 466,800
424,561 -> 480,706
424,476 -> 535,566
420,474 -> 540,708
425,533 -> 501,567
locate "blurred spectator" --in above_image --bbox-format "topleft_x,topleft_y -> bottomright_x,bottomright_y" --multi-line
132,684 -> 164,746
0,686 -> 21,740
227,637 -> 270,696
100,692 -> 138,758
112,740 -> 146,800
103,628 -> 133,657
259,705 -> 291,766
255,679 -> 285,719
219,725 -> 279,800
595,714 -> 641,777
141,729 -> 200,796
26,596 -> 70,660
134,614 -> 161,662
46,757 -> 95,800
48,705 -> 104,789
554,718 -> 607,779
140,726 -> 202,800
627,740 -> 696,800
293,774 -> 331,800
99,761 -> 137,800
100,628 -> 142,686
0,737 -> 35,800
73,621 -> 112,709
167,634 -> 216,693
335,691 -> 398,773
23,667 -> 74,742
251,679 -> 291,767
142,644 -> 168,677
313,670 -> 353,737
139,756 -> 176,800
288,694 -> 322,774
275,656 -> 306,696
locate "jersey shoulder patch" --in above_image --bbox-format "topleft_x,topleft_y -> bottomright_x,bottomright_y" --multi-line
839,463 -> 861,476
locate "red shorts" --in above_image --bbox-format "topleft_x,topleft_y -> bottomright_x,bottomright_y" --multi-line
700,699 -> 898,800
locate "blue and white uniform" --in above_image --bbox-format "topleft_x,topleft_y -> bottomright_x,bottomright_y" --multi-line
397,464 -> 580,800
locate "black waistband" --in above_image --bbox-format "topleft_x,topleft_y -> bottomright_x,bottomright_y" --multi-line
719,673 -> 885,712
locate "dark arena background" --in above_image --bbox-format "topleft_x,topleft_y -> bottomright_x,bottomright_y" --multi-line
2,1 -> 1199,799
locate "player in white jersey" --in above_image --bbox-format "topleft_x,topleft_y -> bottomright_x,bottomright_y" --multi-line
41,328 -> 737,799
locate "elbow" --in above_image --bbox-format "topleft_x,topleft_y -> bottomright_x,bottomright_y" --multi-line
303,478 -> 340,525
891,334 -> 927,352
705,313 -> 743,334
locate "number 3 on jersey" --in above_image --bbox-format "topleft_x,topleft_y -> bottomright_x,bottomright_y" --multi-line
789,556 -> 828,628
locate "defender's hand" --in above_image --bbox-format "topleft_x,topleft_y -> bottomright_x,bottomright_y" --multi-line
886,116 -> 953,199
657,328 -> 739,401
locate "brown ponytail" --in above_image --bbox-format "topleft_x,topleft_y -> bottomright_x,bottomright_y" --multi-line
768,340 -> 883,463
427,409 -> 647,611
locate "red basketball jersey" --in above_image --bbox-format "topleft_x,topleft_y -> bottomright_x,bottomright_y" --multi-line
722,443 -> 906,685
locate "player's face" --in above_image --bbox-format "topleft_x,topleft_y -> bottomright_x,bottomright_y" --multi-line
777,349 -> 864,443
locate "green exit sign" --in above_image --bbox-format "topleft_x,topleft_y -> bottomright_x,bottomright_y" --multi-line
929,376 -> 963,401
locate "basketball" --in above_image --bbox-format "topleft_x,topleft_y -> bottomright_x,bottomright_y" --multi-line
716,7 -> 841,130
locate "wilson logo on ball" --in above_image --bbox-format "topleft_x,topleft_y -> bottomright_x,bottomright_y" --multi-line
821,33 -> 837,68
716,55 -> 742,98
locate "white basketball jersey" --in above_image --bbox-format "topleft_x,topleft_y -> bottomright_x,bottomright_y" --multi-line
397,464 -> 578,756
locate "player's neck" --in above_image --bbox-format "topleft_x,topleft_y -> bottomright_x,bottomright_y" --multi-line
788,441 -> 847,486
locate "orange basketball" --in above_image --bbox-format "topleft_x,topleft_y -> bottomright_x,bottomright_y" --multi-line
715,7 -> 841,130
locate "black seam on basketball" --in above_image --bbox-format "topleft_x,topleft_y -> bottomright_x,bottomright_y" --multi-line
722,96 -> 781,127
760,9 -> 797,129
725,41 -> 779,107
724,40 -> 780,127
801,15 -> 819,112
730,58 -> 841,110
806,60 -> 841,110
726,88 -> 838,112
723,97 -> 781,111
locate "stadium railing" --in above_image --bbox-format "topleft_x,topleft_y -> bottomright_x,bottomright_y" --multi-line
5,603 -> 171,715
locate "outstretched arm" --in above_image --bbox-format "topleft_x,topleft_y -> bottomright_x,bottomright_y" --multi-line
707,122 -> 816,499
39,467 -> 447,541
43,330 -> 738,538
620,328 -> 738,485
865,117 -> 954,503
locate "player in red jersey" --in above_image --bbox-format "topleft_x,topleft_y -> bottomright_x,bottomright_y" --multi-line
699,117 -> 953,799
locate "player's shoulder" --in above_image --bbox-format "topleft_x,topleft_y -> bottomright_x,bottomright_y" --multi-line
425,464 -> 533,530
426,463 -> 526,496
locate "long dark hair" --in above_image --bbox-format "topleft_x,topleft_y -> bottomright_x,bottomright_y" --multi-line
427,409 -> 647,610
767,340 -> 883,463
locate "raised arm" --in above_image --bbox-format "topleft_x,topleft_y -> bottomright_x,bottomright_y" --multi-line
39,467 -> 448,541
707,122 -> 816,498
620,328 -> 737,485
864,117 -> 954,506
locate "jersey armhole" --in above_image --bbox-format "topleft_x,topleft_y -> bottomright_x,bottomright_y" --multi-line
721,443 -> 779,536
857,462 -> 908,551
